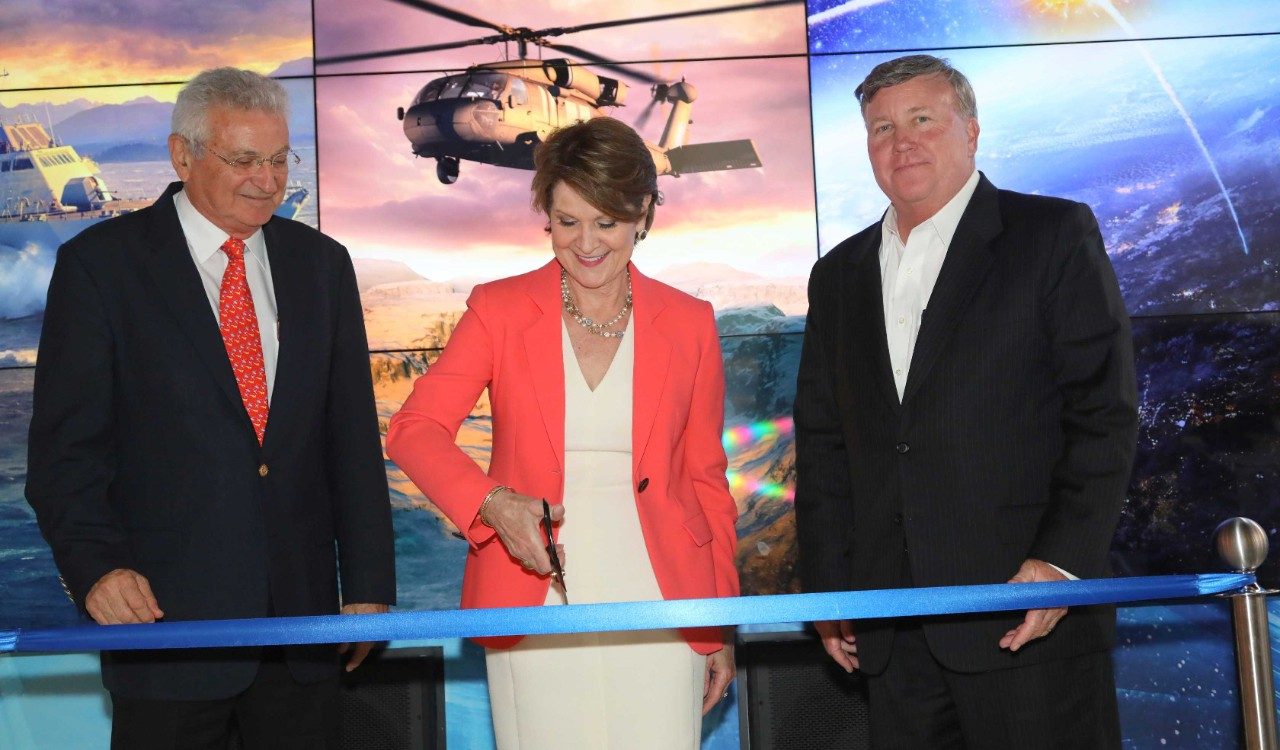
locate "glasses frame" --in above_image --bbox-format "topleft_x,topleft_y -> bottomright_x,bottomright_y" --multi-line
205,147 -> 300,172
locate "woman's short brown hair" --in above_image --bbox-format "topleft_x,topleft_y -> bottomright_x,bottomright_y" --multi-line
531,117 -> 659,231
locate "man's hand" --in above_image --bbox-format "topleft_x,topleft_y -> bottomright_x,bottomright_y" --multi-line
815,619 -> 858,672
86,568 -> 163,625
338,602 -> 390,671
1000,558 -> 1068,652
482,490 -> 564,576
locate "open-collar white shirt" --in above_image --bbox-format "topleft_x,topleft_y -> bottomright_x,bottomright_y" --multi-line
879,169 -> 980,402
174,188 -> 279,402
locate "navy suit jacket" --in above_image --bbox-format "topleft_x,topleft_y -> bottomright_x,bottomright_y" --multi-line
794,174 -> 1138,674
27,182 -> 395,700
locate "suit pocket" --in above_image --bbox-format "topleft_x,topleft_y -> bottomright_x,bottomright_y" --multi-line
682,512 -> 713,547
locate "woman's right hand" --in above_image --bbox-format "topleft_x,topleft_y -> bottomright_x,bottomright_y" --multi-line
482,489 -> 566,578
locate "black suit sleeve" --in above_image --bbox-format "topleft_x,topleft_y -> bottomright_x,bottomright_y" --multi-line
26,246 -> 132,608
1029,204 -> 1138,577
794,259 -> 856,593
324,246 -> 396,606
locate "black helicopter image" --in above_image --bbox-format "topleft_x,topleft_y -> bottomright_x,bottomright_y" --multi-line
317,0 -> 800,184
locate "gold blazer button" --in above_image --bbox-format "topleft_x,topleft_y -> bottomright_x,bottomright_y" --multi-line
258,463 -> 269,477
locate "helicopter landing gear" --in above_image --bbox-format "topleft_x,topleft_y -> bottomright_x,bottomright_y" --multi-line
436,157 -> 459,185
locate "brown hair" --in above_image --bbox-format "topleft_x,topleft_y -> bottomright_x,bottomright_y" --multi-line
531,117 -> 659,232
855,54 -> 977,121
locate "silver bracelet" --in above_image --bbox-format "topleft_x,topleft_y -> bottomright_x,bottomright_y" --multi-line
478,485 -> 512,527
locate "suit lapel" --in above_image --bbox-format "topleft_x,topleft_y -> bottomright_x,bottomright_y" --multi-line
901,175 -> 1003,404
522,262 -> 566,470
261,219 -> 303,450
841,228 -> 900,410
631,265 -> 671,473
139,183 -> 255,437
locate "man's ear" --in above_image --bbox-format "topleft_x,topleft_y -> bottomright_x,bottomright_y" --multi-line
169,134 -> 191,180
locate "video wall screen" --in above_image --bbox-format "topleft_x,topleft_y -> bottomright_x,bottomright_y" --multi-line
0,0 -> 1275,627
313,0 -> 808,75
811,34 -> 1280,316
0,367 -> 71,628
1117,311 -> 1280,587
807,0 -> 1280,54
317,53 -> 817,353
2,3 -> 1279,747
0,0 -> 1269,606
372,350 -> 473,613
0,0 -> 314,90
0,81 -> 319,368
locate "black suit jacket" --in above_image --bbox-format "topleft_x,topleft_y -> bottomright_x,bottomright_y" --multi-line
794,174 -> 1137,674
26,182 -> 396,700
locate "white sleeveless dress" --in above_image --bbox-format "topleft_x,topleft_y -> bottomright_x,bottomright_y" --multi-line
484,319 -> 704,749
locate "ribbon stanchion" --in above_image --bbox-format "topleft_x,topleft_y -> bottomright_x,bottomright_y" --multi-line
0,573 -> 1252,655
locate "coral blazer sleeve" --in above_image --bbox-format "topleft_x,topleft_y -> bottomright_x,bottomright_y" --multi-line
386,283 -> 501,547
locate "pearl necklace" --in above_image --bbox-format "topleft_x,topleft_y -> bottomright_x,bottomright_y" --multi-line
561,267 -> 632,339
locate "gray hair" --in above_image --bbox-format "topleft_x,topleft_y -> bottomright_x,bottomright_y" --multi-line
171,67 -> 289,154
855,54 -> 977,121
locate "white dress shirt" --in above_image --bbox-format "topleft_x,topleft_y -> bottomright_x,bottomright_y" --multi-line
879,169 -> 980,401
174,189 -> 279,402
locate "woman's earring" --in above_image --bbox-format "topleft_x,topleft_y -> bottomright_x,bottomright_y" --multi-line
635,229 -> 648,242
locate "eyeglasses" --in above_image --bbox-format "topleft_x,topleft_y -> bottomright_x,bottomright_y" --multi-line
206,148 -> 300,173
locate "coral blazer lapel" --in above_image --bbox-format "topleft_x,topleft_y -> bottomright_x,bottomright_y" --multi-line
517,261 -> 670,477
630,264 -> 671,475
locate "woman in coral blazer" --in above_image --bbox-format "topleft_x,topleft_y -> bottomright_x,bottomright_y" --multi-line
386,118 -> 738,749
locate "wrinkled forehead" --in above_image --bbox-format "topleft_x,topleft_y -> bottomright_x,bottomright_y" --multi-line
207,107 -> 290,152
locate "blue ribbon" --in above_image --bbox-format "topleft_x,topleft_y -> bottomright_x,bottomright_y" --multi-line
0,573 -> 1252,654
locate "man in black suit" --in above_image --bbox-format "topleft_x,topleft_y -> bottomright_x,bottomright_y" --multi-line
794,55 -> 1137,748
26,67 -> 395,749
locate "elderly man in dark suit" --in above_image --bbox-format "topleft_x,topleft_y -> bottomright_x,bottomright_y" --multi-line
26,67 -> 395,749
794,54 -> 1138,749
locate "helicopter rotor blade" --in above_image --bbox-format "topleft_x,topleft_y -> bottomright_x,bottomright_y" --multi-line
542,0 -> 802,37
542,42 -> 665,86
319,0 -> 804,69
387,0 -> 513,34
316,36 -> 500,66
535,1 -> 803,84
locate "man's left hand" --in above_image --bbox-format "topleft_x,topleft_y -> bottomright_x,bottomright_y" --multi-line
999,559 -> 1067,652
338,602 -> 390,671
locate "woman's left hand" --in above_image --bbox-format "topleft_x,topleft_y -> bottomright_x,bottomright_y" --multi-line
701,639 -> 736,715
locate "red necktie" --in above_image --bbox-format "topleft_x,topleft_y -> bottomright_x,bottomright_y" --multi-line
218,237 -> 269,444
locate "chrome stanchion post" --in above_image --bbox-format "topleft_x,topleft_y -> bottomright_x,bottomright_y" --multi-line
1216,517 -> 1278,750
